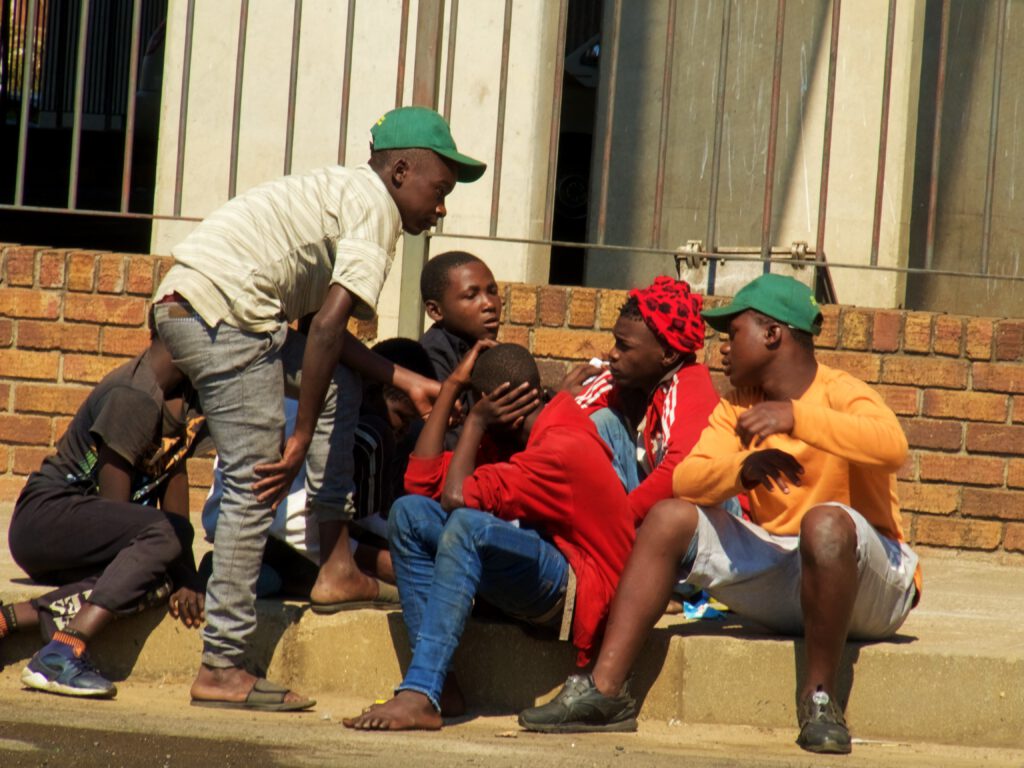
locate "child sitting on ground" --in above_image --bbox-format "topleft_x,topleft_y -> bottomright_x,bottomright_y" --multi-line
2,321 -> 207,699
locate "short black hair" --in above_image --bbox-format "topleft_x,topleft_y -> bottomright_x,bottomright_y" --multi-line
470,343 -> 540,396
369,337 -> 435,404
368,146 -> 434,175
420,251 -> 485,304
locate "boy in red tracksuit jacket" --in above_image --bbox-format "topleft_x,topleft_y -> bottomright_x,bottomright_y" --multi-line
343,343 -> 634,732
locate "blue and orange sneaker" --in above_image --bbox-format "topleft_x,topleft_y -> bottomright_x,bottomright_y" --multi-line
21,637 -> 116,699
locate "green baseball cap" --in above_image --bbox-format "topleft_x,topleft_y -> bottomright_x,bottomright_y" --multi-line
702,274 -> 823,335
370,106 -> 487,183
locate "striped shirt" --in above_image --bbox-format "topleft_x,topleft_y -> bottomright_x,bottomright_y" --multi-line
156,164 -> 402,331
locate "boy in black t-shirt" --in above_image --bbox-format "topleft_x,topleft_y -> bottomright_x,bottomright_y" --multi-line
1,324 -> 207,699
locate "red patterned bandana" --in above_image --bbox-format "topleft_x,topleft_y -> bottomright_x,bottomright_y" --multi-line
628,276 -> 705,354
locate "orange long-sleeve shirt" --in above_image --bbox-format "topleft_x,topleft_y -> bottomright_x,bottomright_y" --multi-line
673,364 -> 910,543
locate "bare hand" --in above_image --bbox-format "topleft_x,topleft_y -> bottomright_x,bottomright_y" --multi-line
736,401 -> 795,447
407,376 -> 442,418
169,586 -> 205,629
560,362 -> 606,395
740,449 -> 804,494
254,434 -> 309,510
447,339 -> 497,391
470,381 -> 540,431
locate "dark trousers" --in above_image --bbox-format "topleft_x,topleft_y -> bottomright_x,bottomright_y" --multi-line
9,481 -> 193,640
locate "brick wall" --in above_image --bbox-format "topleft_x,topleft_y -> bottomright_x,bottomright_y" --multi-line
3,244 -> 1024,557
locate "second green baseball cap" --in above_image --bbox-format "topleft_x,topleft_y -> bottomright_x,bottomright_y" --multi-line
370,106 -> 487,183
702,273 -> 823,335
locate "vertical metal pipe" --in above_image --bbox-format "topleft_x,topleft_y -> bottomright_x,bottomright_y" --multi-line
595,0 -> 623,244
542,0 -> 569,240
337,0 -> 356,165
814,0 -> 842,263
705,0 -> 733,293
442,0 -> 458,120
119,0 -> 142,212
395,0 -> 411,108
981,0 -> 1008,274
173,0 -> 197,218
68,0 -> 91,209
760,0 -> 786,270
283,0 -> 302,175
488,0 -> 513,237
650,0 -> 677,248
869,0 -> 897,267
924,0 -> 950,271
228,0 -> 249,198
13,0 -> 38,206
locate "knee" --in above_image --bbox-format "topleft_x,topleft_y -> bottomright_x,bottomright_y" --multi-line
799,505 -> 856,563
437,507 -> 488,551
387,495 -> 440,547
637,499 -> 699,551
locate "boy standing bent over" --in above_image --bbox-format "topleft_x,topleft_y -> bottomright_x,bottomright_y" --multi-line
521,275 -> 920,754
153,107 -> 485,710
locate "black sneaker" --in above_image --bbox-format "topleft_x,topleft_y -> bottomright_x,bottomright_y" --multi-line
21,641 -> 116,699
796,687 -> 851,754
518,673 -> 637,733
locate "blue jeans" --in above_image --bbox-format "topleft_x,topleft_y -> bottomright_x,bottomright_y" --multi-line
153,302 -> 360,667
387,496 -> 569,710
589,408 -> 641,492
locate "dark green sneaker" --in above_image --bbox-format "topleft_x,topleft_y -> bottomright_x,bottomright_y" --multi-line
518,673 -> 637,733
796,687 -> 852,754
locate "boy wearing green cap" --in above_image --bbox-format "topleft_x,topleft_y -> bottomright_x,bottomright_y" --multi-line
152,106 -> 485,711
520,274 -> 920,755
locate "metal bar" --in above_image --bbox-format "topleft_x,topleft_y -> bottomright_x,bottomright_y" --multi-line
173,0 -> 197,218
119,0 -> 142,212
0,203 -> 203,223
13,0 -> 38,206
68,0 -> 91,209
542,0 -> 569,240
760,0 -> 786,270
705,0 -> 733,293
980,0 -> 1008,274
650,0 -> 677,248
924,0 -> 950,271
395,0 -> 410,107
442,0 -> 458,120
283,0 -> 302,175
869,0 -> 897,267
813,0 -> 842,303
337,0 -> 356,164
228,0 -> 249,198
595,0 -> 623,244
489,0 -> 513,237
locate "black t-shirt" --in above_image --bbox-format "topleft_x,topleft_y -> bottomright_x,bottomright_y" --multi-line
31,350 -> 205,505
419,323 -> 477,450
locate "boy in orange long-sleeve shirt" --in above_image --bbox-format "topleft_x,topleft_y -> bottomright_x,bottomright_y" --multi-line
520,275 -> 920,755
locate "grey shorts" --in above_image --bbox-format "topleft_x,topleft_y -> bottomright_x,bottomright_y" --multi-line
680,503 -> 919,640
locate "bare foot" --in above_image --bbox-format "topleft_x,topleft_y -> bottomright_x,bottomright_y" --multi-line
342,691 -> 442,731
309,566 -> 381,606
190,664 -> 309,706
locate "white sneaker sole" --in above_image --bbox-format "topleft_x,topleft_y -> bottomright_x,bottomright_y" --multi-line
21,666 -> 117,699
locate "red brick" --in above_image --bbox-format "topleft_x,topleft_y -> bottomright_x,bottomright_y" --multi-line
532,328 -> 611,361
537,359 -> 569,390
839,309 -> 870,351
53,416 -> 73,443
67,251 -> 98,291
4,246 -> 36,286
63,355 -> 125,384
1008,459 -> 1024,489
1005,523 -> 1024,553
496,282 -> 509,323
568,288 -> 597,328
900,312 -> 932,354
508,285 -> 537,325
155,256 -> 174,284
64,294 -> 147,326
899,418 -> 962,451
918,453 -> 1004,486
933,315 -> 963,357
921,390 -> 1007,422
897,481 -> 959,515
346,315 -> 377,342
14,384 -> 90,415
0,413 -> 52,445
881,357 -> 967,389
973,362 -> 1024,394
1014,396 -> 1024,424
961,488 -> 1024,521
815,305 -> 840,349
188,487 -> 211,514
0,444 -> 8,471
126,255 -> 156,295
0,475 -> 28,503
897,453 -> 916,481
188,456 -> 216,489
965,318 -> 994,360
598,289 -> 628,330
0,288 -> 61,319
710,371 -> 730,397
0,318 -> 12,347
0,382 -> 9,409
965,423 -> 1024,455
871,311 -> 901,352
12,445 -> 53,474
815,350 -> 881,383
995,320 -> 1024,361
17,320 -> 101,352
102,326 -> 151,356
538,286 -> 568,327
877,385 -> 918,415
0,349 -> 59,380
38,250 -> 67,288
96,253 -> 126,293
914,517 -> 1001,550
497,324 -> 530,348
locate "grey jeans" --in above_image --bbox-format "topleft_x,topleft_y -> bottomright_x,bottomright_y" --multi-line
153,301 -> 360,667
